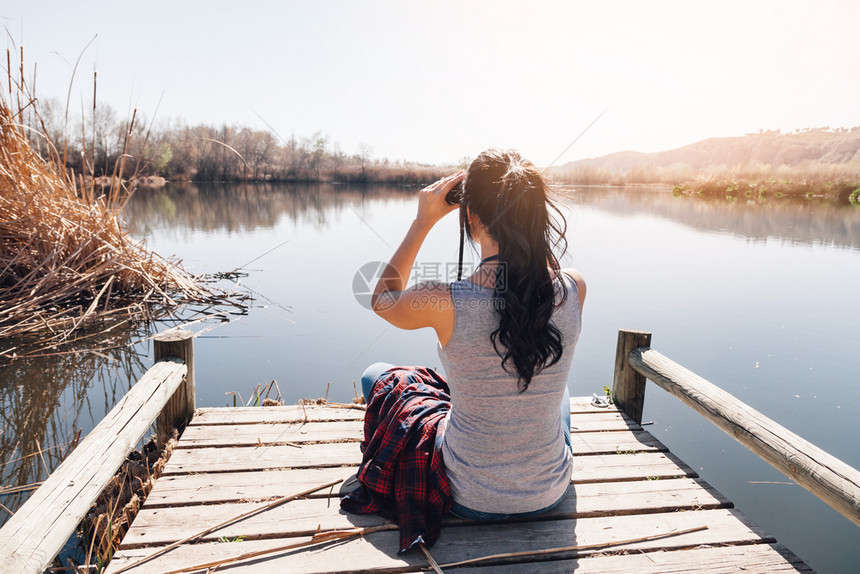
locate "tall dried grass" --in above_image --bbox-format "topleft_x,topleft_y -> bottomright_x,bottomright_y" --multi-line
0,96 -> 224,348
77,430 -> 178,571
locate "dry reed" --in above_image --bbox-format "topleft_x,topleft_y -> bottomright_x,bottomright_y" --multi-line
110,478 -> 345,574
79,430 -> 179,570
0,96 -> 237,349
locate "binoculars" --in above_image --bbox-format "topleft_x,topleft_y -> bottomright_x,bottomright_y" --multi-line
445,181 -> 464,205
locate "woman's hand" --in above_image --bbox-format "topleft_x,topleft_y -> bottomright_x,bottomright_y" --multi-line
416,171 -> 465,227
370,171 -> 464,336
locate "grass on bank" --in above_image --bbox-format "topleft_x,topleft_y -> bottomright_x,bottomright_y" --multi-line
672,176 -> 860,202
553,163 -> 860,202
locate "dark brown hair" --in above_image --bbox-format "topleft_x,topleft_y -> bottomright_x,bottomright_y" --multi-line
459,149 -> 569,391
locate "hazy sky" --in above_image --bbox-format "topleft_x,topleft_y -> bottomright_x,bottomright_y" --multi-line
3,1 -> 859,166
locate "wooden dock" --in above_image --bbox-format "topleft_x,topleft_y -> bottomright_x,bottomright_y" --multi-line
104,397 -> 813,573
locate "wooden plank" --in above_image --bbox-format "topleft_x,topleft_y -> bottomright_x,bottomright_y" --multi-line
145,467 -> 360,507
178,414 -> 639,449
121,478 -> 730,548
630,346 -> 860,527
190,406 -> 365,425
571,411 -> 641,432
569,477 -> 730,514
105,508 -> 772,574
160,442 -> 363,475
570,429 -> 666,455
146,451 -> 695,507
177,421 -> 364,447
189,396 -> 621,426
571,451 -> 696,484
0,359 -> 187,574
162,430 -> 665,474
430,544 -> 813,574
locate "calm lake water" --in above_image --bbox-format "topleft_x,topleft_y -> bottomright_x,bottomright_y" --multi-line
2,183 -> 858,571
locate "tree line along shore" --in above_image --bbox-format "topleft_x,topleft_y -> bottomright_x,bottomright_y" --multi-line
28,98 -> 454,186
26,98 -> 860,201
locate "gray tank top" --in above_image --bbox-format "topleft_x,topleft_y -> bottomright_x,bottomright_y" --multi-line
437,272 -> 581,513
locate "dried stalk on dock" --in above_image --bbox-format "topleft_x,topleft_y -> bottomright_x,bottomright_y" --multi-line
0,95 -> 243,349
111,478 -> 344,574
298,397 -> 366,410
437,525 -> 710,568
154,525 -> 397,574
419,543 -> 445,574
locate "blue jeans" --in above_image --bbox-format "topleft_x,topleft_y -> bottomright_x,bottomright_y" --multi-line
360,362 -> 573,520
360,361 -> 396,402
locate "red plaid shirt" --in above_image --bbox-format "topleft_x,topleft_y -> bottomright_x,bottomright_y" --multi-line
340,366 -> 452,553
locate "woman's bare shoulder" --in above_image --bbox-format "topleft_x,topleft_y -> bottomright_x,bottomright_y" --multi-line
560,268 -> 586,309
560,268 -> 585,284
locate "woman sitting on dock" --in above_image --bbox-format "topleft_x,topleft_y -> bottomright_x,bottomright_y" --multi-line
343,149 -> 585,549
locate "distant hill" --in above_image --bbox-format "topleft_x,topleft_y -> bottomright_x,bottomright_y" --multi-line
553,128 -> 860,183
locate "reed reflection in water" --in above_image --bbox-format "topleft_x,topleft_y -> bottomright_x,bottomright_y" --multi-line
0,325 -> 150,527
566,186 -> 860,249
123,182 -> 420,236
125,181 -> 860,249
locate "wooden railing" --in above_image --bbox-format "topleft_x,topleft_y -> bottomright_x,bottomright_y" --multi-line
612,328 -> 860,528
0,329 -> 195,574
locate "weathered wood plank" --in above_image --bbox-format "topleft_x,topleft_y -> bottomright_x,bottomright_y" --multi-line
145,451 -> 696,507
160,442 -> 363,475
570,429 -> 666,455
105,508 -> 772,574
630,346 -> 860,527
177,421 -> 364,447
188,396 -> 621,425
423,544 -> 813,574
190,406 -> 366,425
161,430 -> 665,474
572,411 -> 642,432
0,359 -> 187,574
121,478 -> 730,548
571,451 -> 696,483
145,467 -> 360,507
178,413 -> 640,449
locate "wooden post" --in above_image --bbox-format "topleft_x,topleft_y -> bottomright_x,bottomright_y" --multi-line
154,329 -> 195,444
612,329 -> 652,424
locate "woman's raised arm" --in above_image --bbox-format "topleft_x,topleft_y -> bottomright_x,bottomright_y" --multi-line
371,172 -> 464,332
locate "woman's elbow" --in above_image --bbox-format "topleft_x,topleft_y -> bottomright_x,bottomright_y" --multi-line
370,291 -> 398,317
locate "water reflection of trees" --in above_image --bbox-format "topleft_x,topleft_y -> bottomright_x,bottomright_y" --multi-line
124,182 -> 415,236
562,187 -> 860,250
125,183 -> 860,250
0,329 -> 148,526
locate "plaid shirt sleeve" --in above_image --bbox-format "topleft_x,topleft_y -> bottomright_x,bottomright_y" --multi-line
340,366 -> 452,553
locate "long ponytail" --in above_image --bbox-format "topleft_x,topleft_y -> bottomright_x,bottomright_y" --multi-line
459,149 -> 568,392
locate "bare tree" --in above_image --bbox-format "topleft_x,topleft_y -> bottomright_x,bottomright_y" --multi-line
358,142 -> 373,180
308,131 -> 329,181
331,141 -> 345,179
